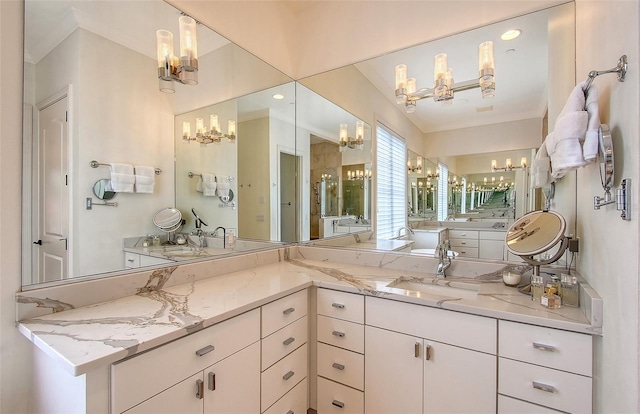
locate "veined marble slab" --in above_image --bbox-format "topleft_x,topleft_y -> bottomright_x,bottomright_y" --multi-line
17,245 -> 602,377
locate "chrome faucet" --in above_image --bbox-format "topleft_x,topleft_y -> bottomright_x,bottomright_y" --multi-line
213,226 -> 226,249
397,226 -> 415,238
436,240 -> 452,278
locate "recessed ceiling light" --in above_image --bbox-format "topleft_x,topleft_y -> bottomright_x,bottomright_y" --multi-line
501,29 -> 522,41
273,94 -> 284,100
505,48 -> 516,54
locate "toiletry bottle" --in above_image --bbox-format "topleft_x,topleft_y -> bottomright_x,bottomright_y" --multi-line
549,275 -> 561,297
142,235 -> 151,247
152,235 -> 161,246
541,286 -> 561,309
560,274 -> 579,307
530,275 -> 544,301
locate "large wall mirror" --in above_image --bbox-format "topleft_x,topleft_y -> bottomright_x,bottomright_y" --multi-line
300,3 -> 576,257
22,0 -> 293,287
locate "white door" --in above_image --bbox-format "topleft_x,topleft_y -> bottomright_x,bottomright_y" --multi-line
204,342 -> 260,414
124,372 -> 203,414
280,152 -> 297,242
423,340 -> 496,414
37,96 -> 69,282
365,326 -> 423,414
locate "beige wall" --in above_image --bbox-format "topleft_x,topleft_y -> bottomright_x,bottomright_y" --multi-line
575,1 -> 640,412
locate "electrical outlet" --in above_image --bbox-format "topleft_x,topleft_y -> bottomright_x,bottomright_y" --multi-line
568,237 -> 579,253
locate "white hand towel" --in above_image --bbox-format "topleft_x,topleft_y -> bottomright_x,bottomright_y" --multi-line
134,165 -> 155,193
109,163 -> 135,193
531,139 -> 553,189
583,82 -> 600,162
196,176 -> 203,193
216,175 -> 230,199
202,173 -> 217,196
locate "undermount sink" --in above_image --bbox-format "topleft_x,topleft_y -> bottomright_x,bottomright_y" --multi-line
386,278 -> 479,299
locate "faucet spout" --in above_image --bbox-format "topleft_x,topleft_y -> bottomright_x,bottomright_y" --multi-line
213,226 -> 226,249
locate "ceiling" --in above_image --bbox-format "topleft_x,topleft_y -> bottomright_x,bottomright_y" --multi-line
355,8 -> 550,134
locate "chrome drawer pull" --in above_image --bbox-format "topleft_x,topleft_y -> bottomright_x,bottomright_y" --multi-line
283,337 -> 295,346
331,303 -> 345,309
283,307 -> 295,315
196,379 -> 204,399
332,362 -> 345,371
195,345 -> 215,356
532,381 -> 556,393
332,400 -> 345,408
414,342 -> 420,358
208,372 -> 216,391
533,342 -> 556,352
332,330 -> 345,338
283,370 -> 295,381
425,344 -> 432,361
286,411 -> 294,414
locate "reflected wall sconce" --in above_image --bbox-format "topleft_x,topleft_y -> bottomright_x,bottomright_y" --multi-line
346,169 -> 371,180
395,41 -> 495,113
321,173 -> 332,181
491,157 -> 527,172
426,168 -> 440,178
157,16 -> 198,93
408,157 -> 423,173
183,115 -> 236,144
339,121 -> 365,151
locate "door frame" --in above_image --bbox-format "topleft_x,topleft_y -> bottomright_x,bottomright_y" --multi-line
276,145 -> 303,242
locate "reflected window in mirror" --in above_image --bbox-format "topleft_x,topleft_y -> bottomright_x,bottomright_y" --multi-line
437,163 -> 449,221
376,125 -> 406,239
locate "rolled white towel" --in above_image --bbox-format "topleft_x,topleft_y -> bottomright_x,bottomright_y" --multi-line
546,110 -> 589,178
583,82 -> 600,162
110,163 -> 134,193
202,173 -> 217,196
531,139 -> 553,189
134,165 -> 155,193
216,175 -> 230,199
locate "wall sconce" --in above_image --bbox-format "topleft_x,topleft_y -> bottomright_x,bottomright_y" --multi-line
339,121 -> 365,151
321,173 -> 332,181
183,115 -> 236,144
346,169 -> 368,180
426,167 -> 440,178
157,16 -> 198,93
491,157 -> 527,172
408,156 -> 423,173
395,41 -> 494,112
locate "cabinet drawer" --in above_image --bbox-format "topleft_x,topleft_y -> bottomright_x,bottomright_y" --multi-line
480,231 -> 507,241
317,315 -> 364,353
262,315 -> 308,371
261,343 -> 308,411
124,252 -> 140,268
317,343 -> 364,391
317,376 -> 363,414
499,358 -> 592,413
499,320 -> 592,376
498,395 -> 561,413
262,289 -> 308,338
123,372 -> 203,414
453,247 -> 479,258
317,288 -> 364,324
366,297 -> 496,354
263,377 -> 308,414
450,238 -> 479,248
111,309 -> 260,414
448,230 -> 479,239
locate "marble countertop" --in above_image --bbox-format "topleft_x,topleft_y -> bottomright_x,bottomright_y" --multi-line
17,246 -> 602,377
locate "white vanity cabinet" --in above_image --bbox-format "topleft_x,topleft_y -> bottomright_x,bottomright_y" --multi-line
478,231 -> 506,260
447,229 -> 479,258
260,289 -> 309,414
124,252 -> 173,269
497,320 -> 593,413
316,288 -> 365,414
111,308 -> 261,414
365,297 -> 497,414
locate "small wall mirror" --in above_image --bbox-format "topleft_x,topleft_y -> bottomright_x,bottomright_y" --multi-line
92,179 -> 117,201
598,124 -> 614,190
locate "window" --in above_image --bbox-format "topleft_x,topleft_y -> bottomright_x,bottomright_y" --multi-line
376,124 -> 406,239
437,163 -> 448,221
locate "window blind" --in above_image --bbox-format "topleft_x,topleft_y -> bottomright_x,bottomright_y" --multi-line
437,163 -> 448,221
376,124 -> 406,240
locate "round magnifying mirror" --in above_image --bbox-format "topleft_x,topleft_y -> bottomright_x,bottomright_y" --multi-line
505,210 -> 566,257
192,208 -> 208,227
598,124 -> 614,190
93,179 -> 117,201
153,207 -> 182,232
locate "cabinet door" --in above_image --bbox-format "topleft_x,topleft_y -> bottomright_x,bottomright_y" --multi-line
124,372 -> 203,414
423,340 -> 496,414
204,342 -> 260,414
478,239 -> 505,260
365,326 -> 422,414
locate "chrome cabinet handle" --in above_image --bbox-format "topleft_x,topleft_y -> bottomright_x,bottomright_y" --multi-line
283,337 -> 295,346
195,345 -> 215,356
196,379 -> 204,399
283,307 -> 295,315
286,411 -> 294,414
332,330 -> 345,338
331,303 -> 345,309
414,342 -> 420,358
533,342 -> 556,352
283,370 -> 295,381
332,362 -> 345,371
208,372 -> 216,391
532,381 -> 556,393
332,400 -> 345,408
425,344 -> 432,361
